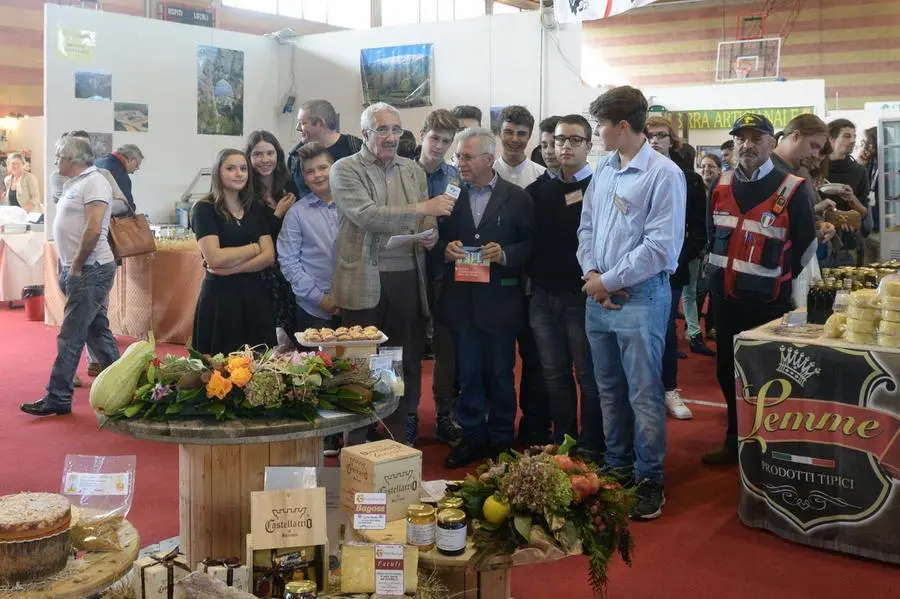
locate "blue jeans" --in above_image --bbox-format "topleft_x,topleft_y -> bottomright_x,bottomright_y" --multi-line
585,273 -> 669,484
530,287 -> 604,451
683,258 -> 702,339
455,324 -> 518,449
662,284 -> 683,392
45,262 -> 120,409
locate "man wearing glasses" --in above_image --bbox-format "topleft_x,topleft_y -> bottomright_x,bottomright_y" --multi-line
525,114 -> 604,459
330,102 -> 457,445
577,86 -> 686,521
437,127 -> 535,468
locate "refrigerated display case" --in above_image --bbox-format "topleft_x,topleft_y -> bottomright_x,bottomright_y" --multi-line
878,117 -> 900,260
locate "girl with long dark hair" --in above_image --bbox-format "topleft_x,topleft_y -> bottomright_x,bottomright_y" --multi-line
244,130 -> 302,349
191,148 -> 276,355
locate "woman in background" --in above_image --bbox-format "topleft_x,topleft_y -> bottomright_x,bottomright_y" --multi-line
244,130 -> 300,350
192,148 -> 275,355
2,152 -> 42,213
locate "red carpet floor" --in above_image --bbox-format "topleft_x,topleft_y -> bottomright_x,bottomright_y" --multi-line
1,305 -> 898,598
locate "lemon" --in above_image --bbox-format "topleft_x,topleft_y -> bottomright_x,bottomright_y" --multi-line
482,495 -> 511,524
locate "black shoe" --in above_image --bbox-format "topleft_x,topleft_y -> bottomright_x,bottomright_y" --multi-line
435,412 -> 462,447
630,479 -> 665,521
677,350 -> 688,359
323,434 -> 341,457
599,465 -> 635,488
517,426 -> 552,447
689,335 -> 716,356
20,399 -> 71,417
572,446 -> 605,466
444,442 -> 486,469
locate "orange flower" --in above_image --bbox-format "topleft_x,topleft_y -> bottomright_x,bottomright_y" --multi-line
226,355 -> 252,374
229,367 -> 252,388
205,370 -> 233,400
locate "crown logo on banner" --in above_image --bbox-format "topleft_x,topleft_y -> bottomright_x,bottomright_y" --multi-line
775,345 -> 820,387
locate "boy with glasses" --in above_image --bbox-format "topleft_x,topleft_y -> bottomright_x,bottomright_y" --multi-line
525,114 -> 605,459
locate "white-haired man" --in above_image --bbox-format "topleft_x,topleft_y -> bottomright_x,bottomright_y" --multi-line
21,137 -> 120,417
437,127 -> 535,468
331,102 -> 456,445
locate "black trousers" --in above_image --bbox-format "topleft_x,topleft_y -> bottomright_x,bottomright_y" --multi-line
343,270 -> 426,443
517,294 -> 551,443
712,295 -> 789,450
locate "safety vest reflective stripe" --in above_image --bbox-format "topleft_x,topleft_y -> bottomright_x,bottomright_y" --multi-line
741,219 -> 787,240
707,253 -> 783,278
713,214 -> 739,227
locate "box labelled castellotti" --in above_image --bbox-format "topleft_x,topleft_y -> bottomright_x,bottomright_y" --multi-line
340,439 -> 422,522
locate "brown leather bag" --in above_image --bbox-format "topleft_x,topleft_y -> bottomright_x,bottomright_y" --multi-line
108,214 -> 157,259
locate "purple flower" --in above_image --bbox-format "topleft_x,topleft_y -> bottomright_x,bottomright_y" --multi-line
151,383 -> 171,402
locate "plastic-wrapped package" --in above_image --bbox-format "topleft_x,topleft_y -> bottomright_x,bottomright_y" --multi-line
849,288 -> 878,307
844,330 -> 875,345
823,313 -> 846,338
178,571 -> 258,599
847,305 -> 878,321
845,317 -> 877,334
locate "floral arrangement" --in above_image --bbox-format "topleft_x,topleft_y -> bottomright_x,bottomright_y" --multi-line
453,436 -> 634,597
110,346 -> 380,421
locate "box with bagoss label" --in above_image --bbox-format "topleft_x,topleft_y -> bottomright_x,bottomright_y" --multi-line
340,440 -> 422,522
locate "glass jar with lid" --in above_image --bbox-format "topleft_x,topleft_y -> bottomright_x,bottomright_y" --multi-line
406,503 -> 436,552
284,579 -> 317,599
436,496 -> 464,511
436,508 -> 467,556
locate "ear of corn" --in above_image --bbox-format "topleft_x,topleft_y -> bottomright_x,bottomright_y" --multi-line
90,332 -> 156,415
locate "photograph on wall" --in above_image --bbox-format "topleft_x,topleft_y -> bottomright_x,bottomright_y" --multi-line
75,71 -> 111,101
87,132 -> 112,157
114,102 -> 149,132
360,44 -> 433,109
197,45 -> 244,136
489,105 -> 508,135
57,27 -> 96,62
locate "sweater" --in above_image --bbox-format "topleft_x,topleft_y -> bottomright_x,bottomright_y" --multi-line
526,172 -> 591,293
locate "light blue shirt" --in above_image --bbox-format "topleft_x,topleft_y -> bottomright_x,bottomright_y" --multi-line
577,141 -> 686,293
424,160 -> 459,198
466,172 -> 498,228
559,164 -> 593,184
277,193 -> 339,320
732,157 -> 774,182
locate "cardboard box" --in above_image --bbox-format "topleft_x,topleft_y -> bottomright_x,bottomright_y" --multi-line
340,439 -> 422,522
132,551 -> 190,599
195,560 -> 251,593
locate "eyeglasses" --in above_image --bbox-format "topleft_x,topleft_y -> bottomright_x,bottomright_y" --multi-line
368,126 -> 404,138
647,132 -> 670,141
553,135 -> 587,147
454,152 -> 491,163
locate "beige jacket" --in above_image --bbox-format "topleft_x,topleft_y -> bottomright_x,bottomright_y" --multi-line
330,144 -> 436,313
3,171 -> 41,213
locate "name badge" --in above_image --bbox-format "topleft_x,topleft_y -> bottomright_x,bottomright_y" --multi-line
565,190 -> 583,206
612,193 -> 628,214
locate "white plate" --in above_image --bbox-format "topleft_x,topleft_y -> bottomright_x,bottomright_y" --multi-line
294,332 -> 389,348
819,183 -> 844,194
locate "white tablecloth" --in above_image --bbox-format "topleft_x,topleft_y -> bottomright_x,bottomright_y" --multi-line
0,231 -> 45,301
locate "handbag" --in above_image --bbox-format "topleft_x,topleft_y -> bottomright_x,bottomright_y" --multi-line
108,213 -> 157,259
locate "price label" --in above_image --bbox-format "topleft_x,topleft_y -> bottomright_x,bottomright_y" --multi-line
63,472 -> 131,496
374,544 -> 404,595
353,492 -> 387,530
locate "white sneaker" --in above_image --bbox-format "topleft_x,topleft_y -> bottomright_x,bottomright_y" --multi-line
665,389 -> 693,420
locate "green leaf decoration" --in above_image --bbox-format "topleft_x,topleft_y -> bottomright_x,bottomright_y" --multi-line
513,514 -> 532,542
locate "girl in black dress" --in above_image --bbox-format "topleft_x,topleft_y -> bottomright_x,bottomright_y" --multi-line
192,148 -> 276,355
245,130 -> 301,349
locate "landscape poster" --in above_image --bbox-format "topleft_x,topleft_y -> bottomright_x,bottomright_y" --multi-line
360,44 -> 433,109
75,71 -> 111,101
197,45 -> 244,136
114,102 -> 149,132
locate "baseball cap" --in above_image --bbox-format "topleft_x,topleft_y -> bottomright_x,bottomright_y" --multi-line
729,113 -> 775,136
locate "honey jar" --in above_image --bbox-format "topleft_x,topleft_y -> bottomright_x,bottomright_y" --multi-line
406,503 -> 436,552
284,579 -> 317,599
436,508 -> 467,556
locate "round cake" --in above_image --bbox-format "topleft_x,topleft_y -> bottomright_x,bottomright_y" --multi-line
0,493 -> 72,585
0,493 -> 71,542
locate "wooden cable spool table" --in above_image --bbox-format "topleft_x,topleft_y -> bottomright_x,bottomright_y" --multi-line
100,396 -> 398,567
358,517 -> 517,599
0,519 -> 139,599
